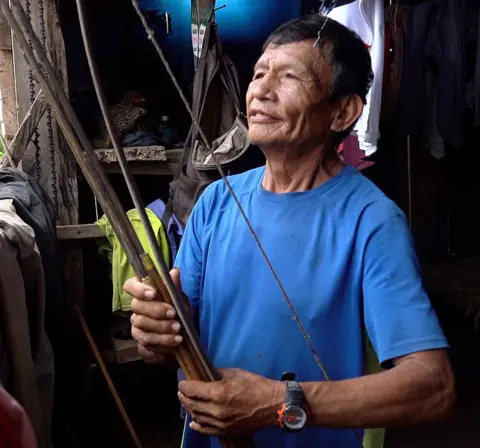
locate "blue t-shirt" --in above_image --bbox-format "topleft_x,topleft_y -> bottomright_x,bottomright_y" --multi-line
175,165 -> 448,448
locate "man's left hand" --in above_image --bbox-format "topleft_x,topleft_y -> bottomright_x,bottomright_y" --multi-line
178,368 -> 284,436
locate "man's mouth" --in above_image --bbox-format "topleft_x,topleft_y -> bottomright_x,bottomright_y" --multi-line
249,109 -> 279,123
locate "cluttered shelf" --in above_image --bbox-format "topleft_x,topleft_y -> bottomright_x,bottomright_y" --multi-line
92,145 -> 183,176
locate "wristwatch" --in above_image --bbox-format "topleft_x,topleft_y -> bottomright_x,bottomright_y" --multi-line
277,372 -> 309,432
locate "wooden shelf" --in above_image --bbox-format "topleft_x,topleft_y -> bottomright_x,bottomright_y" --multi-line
94,146 -> 183,176
57,224 -> 104,240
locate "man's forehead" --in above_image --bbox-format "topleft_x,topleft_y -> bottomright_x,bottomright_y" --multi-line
255,40 -> 327,72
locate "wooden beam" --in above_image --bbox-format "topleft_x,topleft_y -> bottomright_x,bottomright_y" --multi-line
57,224 -> 104,241
96,147 -> 182,176
0,10 -> 16,142
94,145 -> 167,164
0,8 -> 11,50
2,89 -> 47,167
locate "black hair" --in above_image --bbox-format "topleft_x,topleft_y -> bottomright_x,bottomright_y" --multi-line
263,14 -> 374,146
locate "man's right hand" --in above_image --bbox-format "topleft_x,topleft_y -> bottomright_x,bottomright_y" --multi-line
123,268 -> 184,364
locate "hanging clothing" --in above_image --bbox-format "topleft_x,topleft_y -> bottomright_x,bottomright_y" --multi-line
327,0 -> 385,156
381,5 -> 406,130
0,169 -> 66,350
396,0 -> 466,148
96,208 -> 170,312
147,198 -> 184,262
0,199 -> 54,448
338,134 -> 375,171
475,5 -> 480,126
0,168 -> 73,446
319,0 -> 356,15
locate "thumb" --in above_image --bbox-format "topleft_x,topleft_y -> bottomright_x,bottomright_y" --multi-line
170,267 -> 182,293
170,268 -> 190,312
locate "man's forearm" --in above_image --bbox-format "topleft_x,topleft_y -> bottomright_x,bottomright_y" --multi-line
300,350 -> 454,429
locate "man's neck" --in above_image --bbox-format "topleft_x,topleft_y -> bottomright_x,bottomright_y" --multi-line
261,146 -> 345,193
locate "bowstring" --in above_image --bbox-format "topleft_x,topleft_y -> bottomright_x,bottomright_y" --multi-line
131,5 -> 365,445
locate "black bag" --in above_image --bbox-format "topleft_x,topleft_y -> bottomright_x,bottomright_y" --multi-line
163,6 -> 264,229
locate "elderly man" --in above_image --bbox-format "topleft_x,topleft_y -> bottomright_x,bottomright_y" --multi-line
124,14 -> 454,448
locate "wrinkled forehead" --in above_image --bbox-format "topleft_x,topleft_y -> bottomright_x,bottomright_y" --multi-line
254,40 -> 332,80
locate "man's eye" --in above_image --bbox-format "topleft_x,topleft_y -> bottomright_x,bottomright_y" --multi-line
253,72 -> 265,80
284,73 -> 298,80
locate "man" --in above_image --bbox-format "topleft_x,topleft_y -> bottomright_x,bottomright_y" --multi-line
124,14 -> 455,448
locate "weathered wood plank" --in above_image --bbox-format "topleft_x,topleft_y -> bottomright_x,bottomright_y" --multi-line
94,145 -> 167,164
0,8 -> 11,50
0,33 -> 17,141
12,0 -> 78,225
57,224 -> 104,241
102,161 -> 179,176
2,89 -> 47,167
96,147 -> 181,175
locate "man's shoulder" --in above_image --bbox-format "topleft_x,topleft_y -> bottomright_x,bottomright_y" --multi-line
342,169 -> 406,224
201,166 -> 265,203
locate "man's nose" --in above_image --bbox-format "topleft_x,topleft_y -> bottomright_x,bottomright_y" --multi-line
248,74 -> 275,101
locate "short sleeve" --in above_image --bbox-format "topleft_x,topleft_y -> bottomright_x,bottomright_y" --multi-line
362,206 -> 448,368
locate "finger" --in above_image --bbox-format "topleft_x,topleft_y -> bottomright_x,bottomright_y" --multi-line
178,391 -> 215,416
138,345 -> 169,364
131,326 -> 183,347
123,276 -> 157,300
170,268 -> 191,313
189,421 -> 226,437
131,313 -> 181,334
178,380 -> 219,401
170,268 -> 182,292
131,298 -> 176,320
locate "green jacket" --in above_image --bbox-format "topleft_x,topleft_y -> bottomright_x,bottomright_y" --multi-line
96,208 -> 170,312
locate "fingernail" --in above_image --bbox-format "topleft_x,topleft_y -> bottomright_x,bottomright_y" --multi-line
144,290 -> 155,299
166,309 -> 176,318
172,322 -> 181,332
174,335 -> 183,343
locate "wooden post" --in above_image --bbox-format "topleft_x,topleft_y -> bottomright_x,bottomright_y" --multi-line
11,2 -> 85,445
0,8 -> 17,141
11,0 -> 78,225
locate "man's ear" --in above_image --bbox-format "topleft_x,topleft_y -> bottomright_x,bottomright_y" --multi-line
330,95 -> 364,133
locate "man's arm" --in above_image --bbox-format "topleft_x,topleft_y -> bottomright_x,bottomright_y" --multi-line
301,349 -> 455,428
176,349 -> 454,436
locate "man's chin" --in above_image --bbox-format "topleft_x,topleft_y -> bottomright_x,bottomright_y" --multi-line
248,132 -> 282,149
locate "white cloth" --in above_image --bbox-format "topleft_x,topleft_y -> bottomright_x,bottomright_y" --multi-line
327,0 -> 384,156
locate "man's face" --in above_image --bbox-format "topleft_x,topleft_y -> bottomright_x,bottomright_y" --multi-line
246,40 -> 336,150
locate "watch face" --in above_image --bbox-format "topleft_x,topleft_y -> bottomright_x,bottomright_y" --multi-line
283,406 -> 307,431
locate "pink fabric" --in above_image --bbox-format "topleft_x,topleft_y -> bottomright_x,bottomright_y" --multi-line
0,387 -> 37,448
338,135 -> 375,171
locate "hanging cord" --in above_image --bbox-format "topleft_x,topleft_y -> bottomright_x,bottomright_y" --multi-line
38,0 -> 59,219
24,0 -> 41,180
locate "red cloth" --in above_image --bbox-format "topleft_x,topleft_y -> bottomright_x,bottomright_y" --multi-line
338,135 -> 374,171
0,387 -> 37,448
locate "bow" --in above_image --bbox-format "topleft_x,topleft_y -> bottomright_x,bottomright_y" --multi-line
0,1 -> 363,446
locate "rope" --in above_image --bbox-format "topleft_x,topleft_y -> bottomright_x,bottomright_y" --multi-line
24,0 -> 41,180
38,0 -> 59,219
